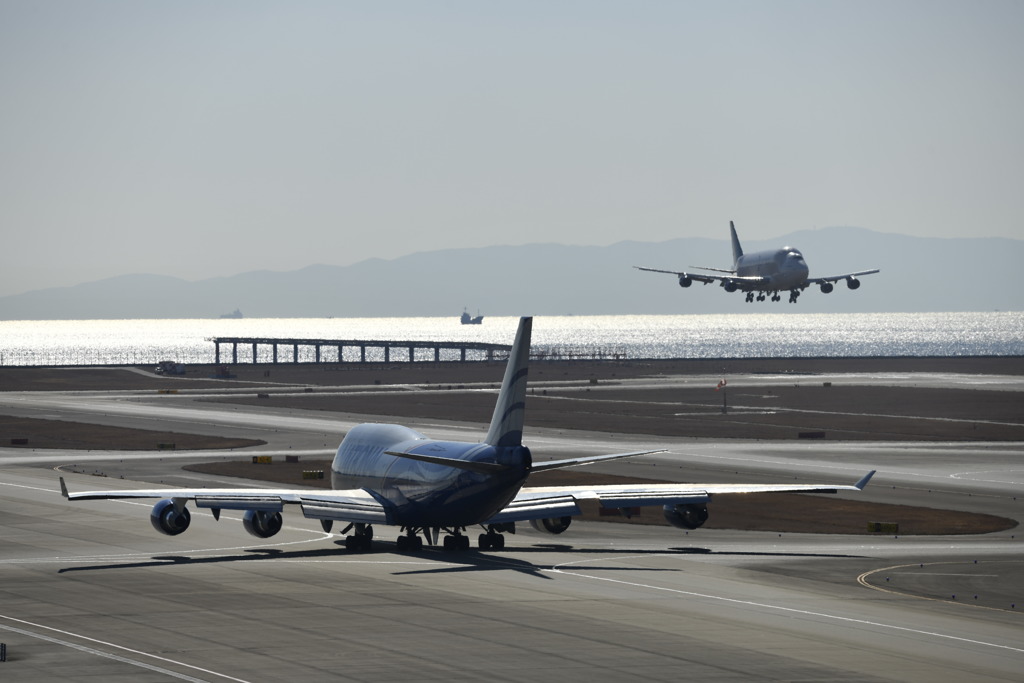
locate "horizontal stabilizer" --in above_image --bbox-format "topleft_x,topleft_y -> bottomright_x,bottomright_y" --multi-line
530,449 -> 666,473
383,450 -> 512,474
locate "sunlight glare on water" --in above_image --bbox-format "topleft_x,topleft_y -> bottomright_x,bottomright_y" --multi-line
0,312 -> 1021,366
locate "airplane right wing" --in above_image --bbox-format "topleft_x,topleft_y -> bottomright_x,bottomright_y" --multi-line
60,477 -> 393,525
487,471 -> 876,525
633,266 -> 718,284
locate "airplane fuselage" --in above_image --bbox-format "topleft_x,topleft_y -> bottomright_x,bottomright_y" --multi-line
331,423 -> 530,527
734,247 -> 810,292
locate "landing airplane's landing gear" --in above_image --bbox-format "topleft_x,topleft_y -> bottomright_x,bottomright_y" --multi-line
789,289 -> 801,303
756,292 -> 766,302
344,523 -> 373,552
745,292 -> 754,303
771,292 -> 781,302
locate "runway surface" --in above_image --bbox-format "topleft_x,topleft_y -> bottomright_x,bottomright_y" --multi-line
1,371 -> 1022,681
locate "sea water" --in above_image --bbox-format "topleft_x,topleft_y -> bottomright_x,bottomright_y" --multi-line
0,312 -> 1021,367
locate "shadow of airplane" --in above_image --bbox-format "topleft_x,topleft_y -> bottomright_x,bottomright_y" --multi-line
57,539 -> 864,575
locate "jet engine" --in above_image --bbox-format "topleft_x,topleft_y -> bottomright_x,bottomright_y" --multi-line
243,509 -> 284,538
678,275 -> 693,288
846,277 -> 861,290
819,282 -> 834,294
529,516 -> 572,535
150,499 -> 191,536
723,280 -> 738,293
663,503 -> 709,530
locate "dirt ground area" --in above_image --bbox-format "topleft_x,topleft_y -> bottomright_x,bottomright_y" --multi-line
0,415 -> 264,451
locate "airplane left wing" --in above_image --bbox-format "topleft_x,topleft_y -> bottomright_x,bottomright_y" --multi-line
807,269 -> 880,285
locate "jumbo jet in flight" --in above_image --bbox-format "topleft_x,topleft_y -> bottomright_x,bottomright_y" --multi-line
635,221 -> 880,303
61,317 -> 874,552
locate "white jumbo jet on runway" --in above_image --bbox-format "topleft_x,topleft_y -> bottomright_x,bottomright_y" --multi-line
635,221 -> 880,303
61,317 -> 874,552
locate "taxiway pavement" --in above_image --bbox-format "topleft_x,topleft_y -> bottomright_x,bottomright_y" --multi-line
1,374 -> 1022,682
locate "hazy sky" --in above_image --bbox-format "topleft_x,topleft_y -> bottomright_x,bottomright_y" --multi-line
2,1 -> 1021,297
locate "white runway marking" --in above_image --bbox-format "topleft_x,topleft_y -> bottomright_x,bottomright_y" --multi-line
0,616 -> 251,682
549,555 -> 1024,655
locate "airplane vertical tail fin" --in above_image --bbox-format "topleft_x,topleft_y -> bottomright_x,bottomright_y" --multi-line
729,220 -> 743,267
484,316 -> 532,447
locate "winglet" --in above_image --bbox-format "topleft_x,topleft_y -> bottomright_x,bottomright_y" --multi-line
854,470 -> 876,490
59,476 -> 70,499
484,316 -> 532,448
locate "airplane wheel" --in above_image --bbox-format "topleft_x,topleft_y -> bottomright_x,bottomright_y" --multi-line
478,533 -> 492,550
492,534 -> 505,550
397,535 -> 409,551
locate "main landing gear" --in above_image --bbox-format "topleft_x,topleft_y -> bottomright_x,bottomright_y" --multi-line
342,525 -> 511,552
435,526 -> 507,551
745,290 -> 800,303
477,531 -> 505,550
343,523 -> 374,551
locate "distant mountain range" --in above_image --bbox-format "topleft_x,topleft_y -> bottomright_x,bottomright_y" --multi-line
1,227 -> 1020,320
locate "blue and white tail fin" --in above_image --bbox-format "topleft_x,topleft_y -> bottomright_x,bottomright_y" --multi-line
729,220 -> 744,268
484,316 -> 532,448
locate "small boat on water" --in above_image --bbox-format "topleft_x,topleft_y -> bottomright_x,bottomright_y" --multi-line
460,308 -> 483,325
220,309 -> 243,319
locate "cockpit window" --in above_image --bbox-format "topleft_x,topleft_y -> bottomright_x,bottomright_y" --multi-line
776,249 -> 805,267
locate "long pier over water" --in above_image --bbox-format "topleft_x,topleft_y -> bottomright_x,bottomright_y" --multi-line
210,337 -> 513,365
209,337 -> 628,365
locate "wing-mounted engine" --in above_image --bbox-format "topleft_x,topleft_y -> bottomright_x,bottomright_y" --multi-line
678,275 -> 693,288
150,498 -> 191,536
846,277 -> 860,290
243,509 -> 284,538
820,282 -> 834,294
663,503 -> 708,530
529,516 -> 572,534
